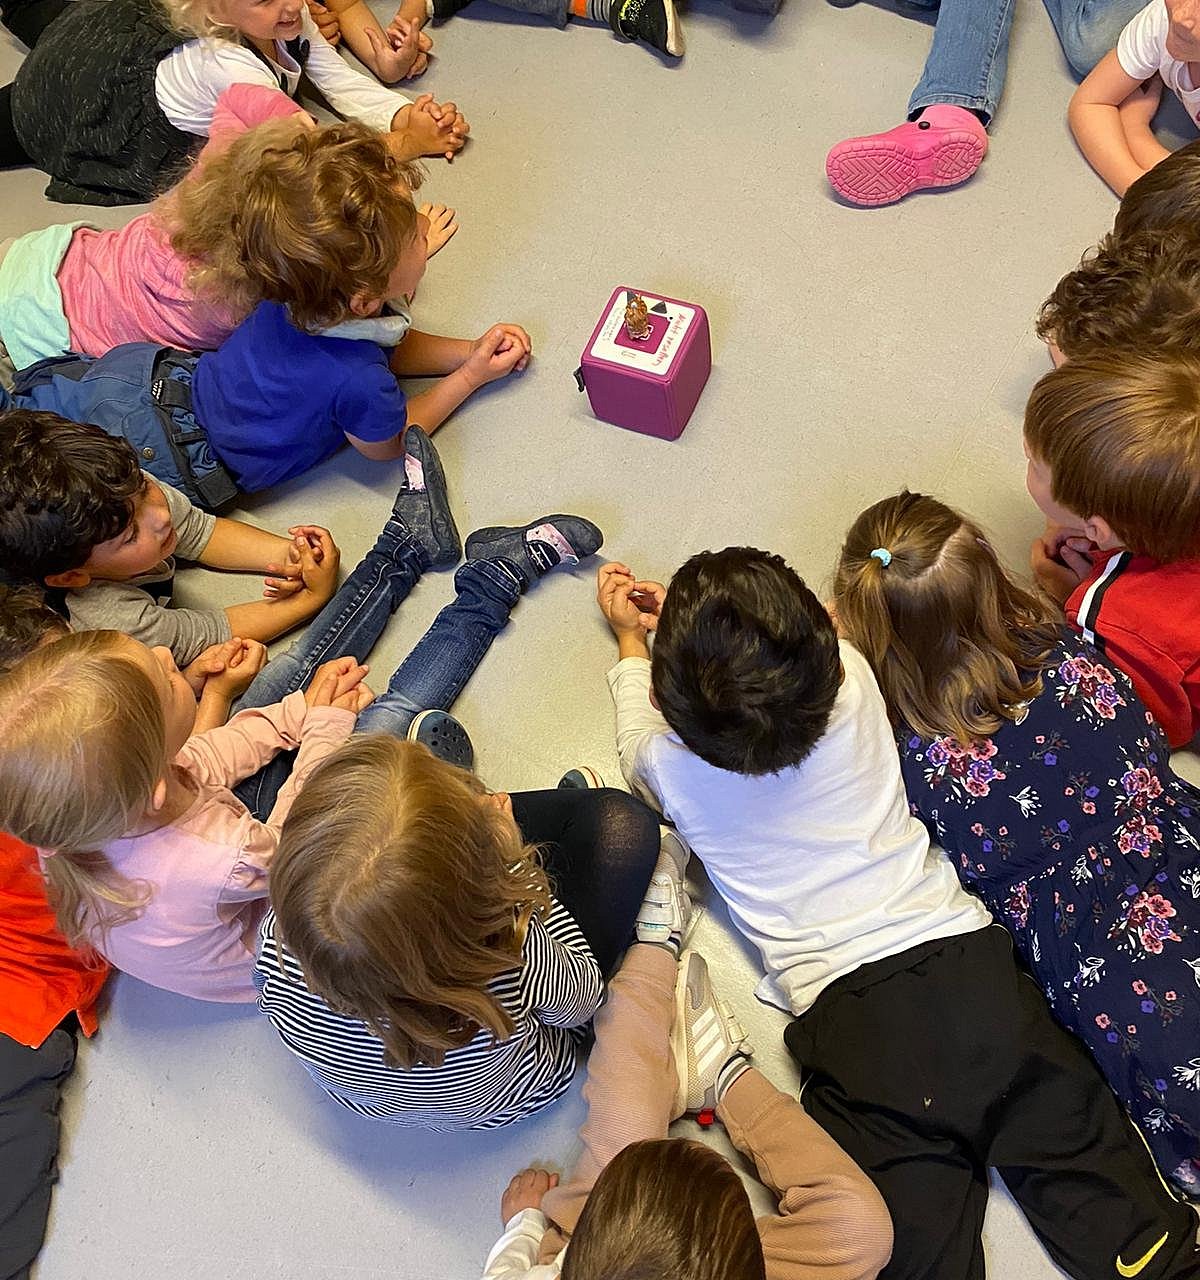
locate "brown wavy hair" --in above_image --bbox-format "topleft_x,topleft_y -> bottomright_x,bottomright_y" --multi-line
269,735 -> 553,1069
164,118 -> 423,333
832,492 -> 1060,745
1115,138 -> 1200,242
563,1139 -> 765,1280
1024,350 -> 1200,563
1036,231 -> 1200,361
0,630 -> 162,948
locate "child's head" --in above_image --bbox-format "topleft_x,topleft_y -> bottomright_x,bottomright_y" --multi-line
1036,231 -> 1200,363
269,735 -> 552,1069
1115,139 -> 1200,241
0,630 -> 198,944
650,547 -> 841,775
0,410 -> 176,588
1023,351 -> 1200,562
162,0 -> 302,43
832,492 -> 1059,744
562,1138 -> 764,1280
168,119 -> 426,333
0,584 -> 69,676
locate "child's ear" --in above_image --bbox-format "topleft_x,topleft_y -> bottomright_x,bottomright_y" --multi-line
1083,515 -> 1121,551
43,568 -> 90,589
347,291 -> 379,318
149,778 -> 169,814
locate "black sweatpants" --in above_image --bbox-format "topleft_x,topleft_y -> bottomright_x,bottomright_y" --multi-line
0,0 -> 71,169
511,787 -> 661,977
785,926 -> 1200,1280
0,1025 -> 76,1280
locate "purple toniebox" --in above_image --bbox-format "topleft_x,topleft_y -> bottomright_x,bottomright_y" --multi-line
576,287 -> 711,441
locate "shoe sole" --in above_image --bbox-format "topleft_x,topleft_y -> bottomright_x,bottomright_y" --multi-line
662,0 -> 683,56
825,130 -> 985,207
407,710 -> 474,769
670,950 -> 705,1115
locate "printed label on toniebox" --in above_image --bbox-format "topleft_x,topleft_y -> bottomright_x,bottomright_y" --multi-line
590,292 -> 696,377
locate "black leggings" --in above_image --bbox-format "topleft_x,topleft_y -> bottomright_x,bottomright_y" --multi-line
0,0 -> 71,170
511,788 -> 661,977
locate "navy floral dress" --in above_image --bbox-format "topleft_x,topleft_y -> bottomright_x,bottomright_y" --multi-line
897,628 -> 1200,1193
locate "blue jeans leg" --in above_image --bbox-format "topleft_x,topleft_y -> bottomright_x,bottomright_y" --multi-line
231,517 -> 426,817
907,0 -> 1017,124
1040,0 -> 1145,76
352,559 -> 521,740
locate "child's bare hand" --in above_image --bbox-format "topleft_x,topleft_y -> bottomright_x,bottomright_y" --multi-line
331,682 -> 375,713
307,0 -> 341,43
597,563 -> 662,635
1030,535 -> 1085,606
463,325 -> 532,387
420,202 -> 458,258
305,657 -> 370,710
182,639 -> 242,695
390,95 -> 468,162
366,17 -> 424,82
500,1168 -> 559,1223
386,10 -> 432,76
205,638 -> 268,699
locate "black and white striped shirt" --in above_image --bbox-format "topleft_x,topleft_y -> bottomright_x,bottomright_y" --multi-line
253,903 -> 603,1130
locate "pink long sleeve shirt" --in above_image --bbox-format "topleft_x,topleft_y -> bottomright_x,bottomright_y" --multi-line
55,84 -> 305,358
71,694 -> 354,1003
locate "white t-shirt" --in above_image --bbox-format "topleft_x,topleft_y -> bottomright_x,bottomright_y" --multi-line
1118,0 -> 1200,128
154,8 -> 408,136
607,641 -> 992,1016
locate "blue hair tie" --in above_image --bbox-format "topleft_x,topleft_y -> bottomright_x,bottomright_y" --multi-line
870,548 -> 892,567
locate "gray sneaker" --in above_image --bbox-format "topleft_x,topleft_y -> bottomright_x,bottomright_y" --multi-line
394,427 -> 460,569
464,516 -> 603,590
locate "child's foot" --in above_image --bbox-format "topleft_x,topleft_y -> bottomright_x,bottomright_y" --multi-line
609,0 -> 683,57
671,950 -> 753,1115
465,516 -> 603,591
420,202 -> 458,259
636,828 -> 693,951
825,105 -> 988,207
395,426 -> 460,568
408,709 -> 474,769
558,766 -> 604,789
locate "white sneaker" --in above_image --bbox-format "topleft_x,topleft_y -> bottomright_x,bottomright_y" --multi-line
670,950 -> 753,1115
636,828 -> 693,945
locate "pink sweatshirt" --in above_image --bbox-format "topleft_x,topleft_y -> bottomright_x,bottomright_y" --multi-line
56,85 -> 305,358
75,694 -> 353,1003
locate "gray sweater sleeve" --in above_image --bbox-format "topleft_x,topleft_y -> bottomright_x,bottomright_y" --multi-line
66,581 -> 231,666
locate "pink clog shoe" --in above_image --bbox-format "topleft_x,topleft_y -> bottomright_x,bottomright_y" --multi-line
825,104 -> 989,207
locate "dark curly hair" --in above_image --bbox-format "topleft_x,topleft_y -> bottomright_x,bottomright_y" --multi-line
0,410 -> 144,582
0,583 -> 68,676
651,547 -> 842,775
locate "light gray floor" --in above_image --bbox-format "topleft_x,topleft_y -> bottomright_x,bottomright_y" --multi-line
4,1 -> 1196,1276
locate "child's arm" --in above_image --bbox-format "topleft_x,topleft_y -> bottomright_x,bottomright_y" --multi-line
718,1071 -> 894,1280
347,326 -> 532,458
203,526 -> 342,646
524,907 -> 605,1030
184,639 -> 269,735
1069,52 -> 1157,195
1118,76 -> 1172,171
318,0 -> 430,82
482,1171 -> 562,1280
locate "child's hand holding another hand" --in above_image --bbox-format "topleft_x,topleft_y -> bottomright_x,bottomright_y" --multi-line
203,638 -> 268,700
389,94 -> 469,162
305,657 -> 375,714
462,325 -> 532,388
500,1168 -> 560,1223
264,527 -> 340,604
597,563 -> 664,635
1030,534 -> 1087,607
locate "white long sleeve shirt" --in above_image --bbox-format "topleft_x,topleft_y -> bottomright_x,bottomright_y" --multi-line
481,1211 -> 563,1280
155,9 -> 408,137
607,641 -> 991,1015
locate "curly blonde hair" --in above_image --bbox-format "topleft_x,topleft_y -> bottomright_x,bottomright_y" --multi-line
163,118 -> 423,333
269,735 -> 553,1070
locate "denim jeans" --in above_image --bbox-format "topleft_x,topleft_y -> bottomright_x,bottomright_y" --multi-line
233,556 -> 521,818
1040,0 -> 1146,76
907,0 -> 1017,124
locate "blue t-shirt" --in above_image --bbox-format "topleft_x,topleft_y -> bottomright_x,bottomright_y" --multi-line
191,302 -> 407,492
